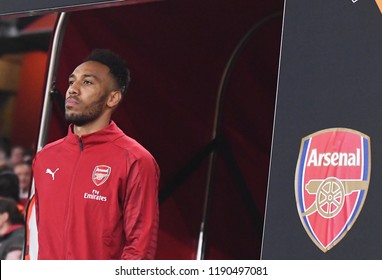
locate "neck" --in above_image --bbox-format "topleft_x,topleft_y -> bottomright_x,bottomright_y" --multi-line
73,115 -> 111,137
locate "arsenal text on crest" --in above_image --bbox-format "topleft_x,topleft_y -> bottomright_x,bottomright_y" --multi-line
307,148 -> 360,167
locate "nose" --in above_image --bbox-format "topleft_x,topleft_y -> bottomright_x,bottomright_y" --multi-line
67,81 -> 79,96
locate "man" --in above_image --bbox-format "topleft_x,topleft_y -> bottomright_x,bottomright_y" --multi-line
9,146 -> 25,168
0,137 -> 10,172
0,171 -> 20,204
0,197 -> 25,260
0,171 -> 25,214
26,49 -> 160,260
13,162 -> 32,206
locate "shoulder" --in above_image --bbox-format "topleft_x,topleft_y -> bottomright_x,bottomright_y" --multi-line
116,134 -> 156,159
37,138 -> 65,154
1,226 -> 25,244
33,138 -> 66,164
113,134 -> 159,170
0,227 -> 24,259
10,227 -> 25,239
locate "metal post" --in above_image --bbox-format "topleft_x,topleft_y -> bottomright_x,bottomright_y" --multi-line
36,12 -> 68,152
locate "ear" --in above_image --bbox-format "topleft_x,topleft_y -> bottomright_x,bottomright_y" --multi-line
107,90 -> 122,108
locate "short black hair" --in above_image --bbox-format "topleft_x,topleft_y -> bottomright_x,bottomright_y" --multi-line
0,197 -> 24,225
83,49 -> 130,98
0,136 -> 11,158
0,171 -> 20,202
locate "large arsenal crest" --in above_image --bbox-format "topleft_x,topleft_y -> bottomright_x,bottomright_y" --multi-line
92,165 -> 111,186
295,128 -> 371,252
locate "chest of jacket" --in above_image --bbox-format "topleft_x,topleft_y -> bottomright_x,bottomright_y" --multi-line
34,143 -> 132,228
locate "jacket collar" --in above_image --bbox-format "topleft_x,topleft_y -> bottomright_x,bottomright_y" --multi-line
65,121 -> 124,149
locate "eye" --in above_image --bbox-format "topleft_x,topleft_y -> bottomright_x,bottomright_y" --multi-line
68,80 -> 74,86
84,80 -> 93,85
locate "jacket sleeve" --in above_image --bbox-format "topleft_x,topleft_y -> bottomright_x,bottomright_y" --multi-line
121,154 -> 160,260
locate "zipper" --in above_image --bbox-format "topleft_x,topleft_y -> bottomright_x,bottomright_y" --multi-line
62,136 -> 83,258
78,137 -> 83,151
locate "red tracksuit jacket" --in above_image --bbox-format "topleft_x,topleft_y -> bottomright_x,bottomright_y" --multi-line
31,121 -> 159,259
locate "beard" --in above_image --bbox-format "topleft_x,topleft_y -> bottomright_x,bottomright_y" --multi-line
65,94 -> 108,126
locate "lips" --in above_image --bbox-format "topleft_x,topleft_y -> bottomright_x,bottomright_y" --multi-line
65,97 -> 79,107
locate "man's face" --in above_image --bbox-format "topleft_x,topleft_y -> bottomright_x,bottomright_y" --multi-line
65,61 -> 115,126
10,147 -> 24,166
13,163 -> 32,192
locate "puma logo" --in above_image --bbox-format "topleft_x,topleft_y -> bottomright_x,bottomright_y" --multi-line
46,168 -> 59,180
